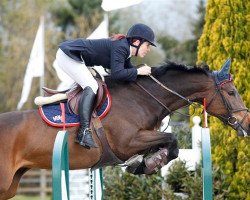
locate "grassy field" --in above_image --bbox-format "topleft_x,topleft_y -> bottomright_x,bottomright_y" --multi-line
10,195 -> 51,200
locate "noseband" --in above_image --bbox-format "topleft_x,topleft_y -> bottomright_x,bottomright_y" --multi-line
206,74 -> 249,136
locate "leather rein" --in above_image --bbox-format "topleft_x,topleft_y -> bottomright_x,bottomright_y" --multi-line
135,74 -> 249,136
135,75 -> 194,116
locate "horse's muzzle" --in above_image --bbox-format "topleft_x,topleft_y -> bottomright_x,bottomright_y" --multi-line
234,110 -> 250,137
236,125 -> 249,137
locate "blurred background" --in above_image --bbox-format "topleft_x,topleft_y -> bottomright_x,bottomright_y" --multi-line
0,0 -> 205,112
1,0 -> 249,200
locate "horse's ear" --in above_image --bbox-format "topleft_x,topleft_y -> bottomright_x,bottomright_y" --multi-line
218,58 -> 231,76
213,58 -> 231,84
202,64 -> 209,71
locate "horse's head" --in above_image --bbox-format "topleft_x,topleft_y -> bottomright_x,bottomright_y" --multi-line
138,60 -> 249,136
207,59 -> 249,136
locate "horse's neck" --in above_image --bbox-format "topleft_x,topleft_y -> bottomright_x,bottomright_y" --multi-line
107,72 -> 211,119
170,72 -> 212,104
148,72 -> 212,113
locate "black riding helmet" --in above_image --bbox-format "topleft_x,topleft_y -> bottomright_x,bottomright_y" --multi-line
126,23 -> 156,56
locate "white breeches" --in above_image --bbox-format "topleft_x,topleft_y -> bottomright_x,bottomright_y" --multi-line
56,49 -> 98,94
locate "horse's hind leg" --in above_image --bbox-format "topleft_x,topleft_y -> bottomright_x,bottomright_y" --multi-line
126,147 -> 178,175
0,168 -> 29,200
126,131 -> 179,175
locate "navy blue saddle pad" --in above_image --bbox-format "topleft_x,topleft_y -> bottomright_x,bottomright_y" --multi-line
39,93 -> 111,127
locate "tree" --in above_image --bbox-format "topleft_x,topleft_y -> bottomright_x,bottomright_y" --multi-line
197,0 -> 250,199
158,0 -> 206,66
50,0 -> 103,38
0,0 -> 51,111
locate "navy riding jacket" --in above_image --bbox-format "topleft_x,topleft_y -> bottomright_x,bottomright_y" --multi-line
59,38 -> 137,82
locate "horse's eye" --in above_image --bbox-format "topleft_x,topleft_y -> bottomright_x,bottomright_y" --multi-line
228,90 -> 235,96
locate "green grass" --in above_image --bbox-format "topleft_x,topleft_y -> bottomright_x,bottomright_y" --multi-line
10,195 -> 51,200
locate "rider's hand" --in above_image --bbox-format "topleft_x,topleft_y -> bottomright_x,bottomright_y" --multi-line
137,65 -> 151,76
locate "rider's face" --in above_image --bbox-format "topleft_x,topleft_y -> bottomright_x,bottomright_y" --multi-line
138,41 -> 151,58
132,40 -> 151,58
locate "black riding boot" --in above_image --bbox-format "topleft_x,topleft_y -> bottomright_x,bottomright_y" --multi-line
75,86 -> 98,148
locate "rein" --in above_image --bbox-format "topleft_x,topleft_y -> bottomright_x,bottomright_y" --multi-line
149,75 -> 193,105
135,75 -> 195,116
135,80 -> 172,114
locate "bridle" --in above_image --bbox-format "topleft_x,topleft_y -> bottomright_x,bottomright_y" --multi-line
135,73 -> 249,136
205,74 -> 249,136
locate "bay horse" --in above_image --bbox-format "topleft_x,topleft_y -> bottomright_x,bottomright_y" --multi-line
0,59 -> 249,199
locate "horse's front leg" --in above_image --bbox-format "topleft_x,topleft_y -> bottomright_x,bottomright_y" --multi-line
125,130 -> 179,175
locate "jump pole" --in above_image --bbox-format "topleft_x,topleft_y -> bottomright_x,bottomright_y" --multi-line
202,98 -> 213,200
89,168 -> 104,200
52,130 -> 70,200
52,104 -> 70,200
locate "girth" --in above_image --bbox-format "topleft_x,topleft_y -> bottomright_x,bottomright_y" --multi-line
91,113 -> 124,170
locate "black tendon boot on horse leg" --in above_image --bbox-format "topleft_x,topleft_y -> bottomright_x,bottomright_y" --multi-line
75,86 -> 98,148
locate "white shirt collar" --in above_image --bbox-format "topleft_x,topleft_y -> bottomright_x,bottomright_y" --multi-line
127,46 -> 133,59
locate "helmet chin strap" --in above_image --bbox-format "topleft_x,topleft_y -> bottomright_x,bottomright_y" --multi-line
130,39 -> 145,56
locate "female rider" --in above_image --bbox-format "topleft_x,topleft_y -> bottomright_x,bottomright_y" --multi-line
56,23 -> 157,149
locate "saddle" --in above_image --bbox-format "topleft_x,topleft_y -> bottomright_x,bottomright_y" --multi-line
38,79 -> 107,115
